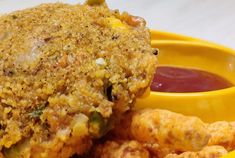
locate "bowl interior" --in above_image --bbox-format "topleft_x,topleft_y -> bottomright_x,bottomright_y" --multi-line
153,41 -> 235,84
136,41 -> 235,122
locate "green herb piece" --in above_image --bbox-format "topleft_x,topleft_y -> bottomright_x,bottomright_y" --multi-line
28,104 -> 47,119
88,111 -> 110,138
4,140 -> 29,158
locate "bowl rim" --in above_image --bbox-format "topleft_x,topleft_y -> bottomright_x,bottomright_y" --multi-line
150,40 -> 235,97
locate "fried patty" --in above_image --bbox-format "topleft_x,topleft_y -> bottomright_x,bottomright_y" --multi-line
0,2 -> 157,158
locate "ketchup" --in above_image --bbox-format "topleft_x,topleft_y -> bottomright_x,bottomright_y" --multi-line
151,66 -> 233,93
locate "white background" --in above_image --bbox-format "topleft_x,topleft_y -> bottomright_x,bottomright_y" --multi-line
1,0 -> 235,48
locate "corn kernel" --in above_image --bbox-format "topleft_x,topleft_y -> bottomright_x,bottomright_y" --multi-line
107,17 -> 129,30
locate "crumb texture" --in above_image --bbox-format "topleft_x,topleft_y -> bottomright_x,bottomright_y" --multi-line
0,2 -> 156,158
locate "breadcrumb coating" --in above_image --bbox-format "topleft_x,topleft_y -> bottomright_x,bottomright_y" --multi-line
208,121 -> 235,151
112,109 -> 210,152
165,146 -> 228,158
91,140 -> 150,158
0,2 -> 157,158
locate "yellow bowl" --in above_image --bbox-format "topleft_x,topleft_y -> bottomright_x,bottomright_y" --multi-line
150,30 -> 212,43
138,30 -> 235,157
136,32 -> 235,123
221,151 -> 235,158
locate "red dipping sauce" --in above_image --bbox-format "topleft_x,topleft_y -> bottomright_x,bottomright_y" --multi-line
151,66 -> 233,93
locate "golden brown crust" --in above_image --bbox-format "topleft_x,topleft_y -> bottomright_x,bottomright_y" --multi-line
143,143 -> 176,158
89,109 -> 235,158
0,2 -> 156,157
0,152 -> 4,158
112,109 -> 210,152
208,121 -> 235,151
132,109 -> 210,152
91,140 -> 150,158
164,146 -> 228,158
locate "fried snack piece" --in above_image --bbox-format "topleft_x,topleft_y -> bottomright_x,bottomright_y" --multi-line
91,140 -> 150,158
208,121 -> 235,151
0,152 -> 3,158
131,109 -> 210,151
113,109 -> 210,152
165,146 -> 228,158
143,143 -> 176,158
0,1 -> 157,158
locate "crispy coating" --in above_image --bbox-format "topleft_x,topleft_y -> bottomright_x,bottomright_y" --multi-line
165,146 -> 228,158
111,109 -> 133,140
131,109 -> 210,151
208,121 -> 235,151
110,111 -> 166,155
91,140 -> 150,158
143,143 -> 176,158
0,2 -> 156,158
90,109 -> 235,158
112,109 -> 210,152
94,110 -> 235,158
